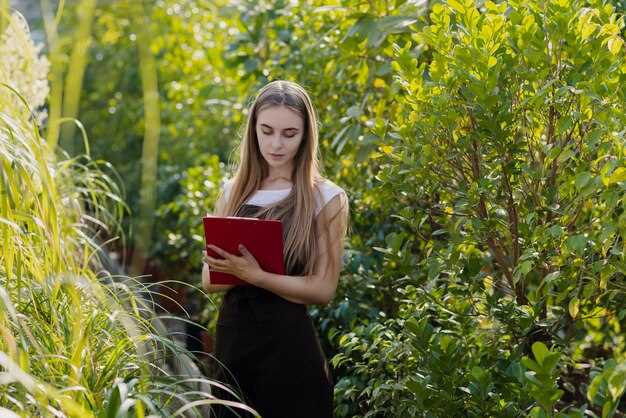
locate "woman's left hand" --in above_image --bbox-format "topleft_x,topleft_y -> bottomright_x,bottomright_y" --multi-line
203,244 -> 264,285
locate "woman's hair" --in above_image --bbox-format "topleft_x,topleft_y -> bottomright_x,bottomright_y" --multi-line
217,80 -> 346,276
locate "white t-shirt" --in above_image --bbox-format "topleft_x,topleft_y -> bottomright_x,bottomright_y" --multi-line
223,178 -> 345,217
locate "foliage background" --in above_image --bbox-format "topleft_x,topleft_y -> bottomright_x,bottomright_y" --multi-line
11,0 -> 626,416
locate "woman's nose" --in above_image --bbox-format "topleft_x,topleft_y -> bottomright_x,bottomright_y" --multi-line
270,134 -> 284,148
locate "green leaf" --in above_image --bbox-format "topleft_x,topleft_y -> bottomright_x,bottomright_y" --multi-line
347,105 -> 362,118
602,401 -> 615,418
346,15 -> 375,39
506,361 -> 525,382
522,357 -> 541,373
372,246 -> 393,255
548,225 -> 563,238
550,388 -> 564,403
543,271 -> 561,284
528,406 -> 548,418
447,0 -> 465,13
568,297 -> 580,319
331,125 -> 350,149
542,352 -> 561,375
524,370 -> 542,385
608,36 -> 623,55
582,22 -> 597,39
470,366 -> 488,383
566,234 -> 587,254
574,171 -> 592,190
330,353 -> 347,368
608,364 -> 626,401
405,377 -> 426,399
557,147 -> 574,164
376,16 -> 418,34
517,260 -> 533,275
532,342 -> 550,366
587,373 -> 604,402
607,167 -> 626,185
106,383 -> 126,418
405,317 -> 422,335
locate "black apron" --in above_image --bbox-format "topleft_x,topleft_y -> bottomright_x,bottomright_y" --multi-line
211,204 -> 334,418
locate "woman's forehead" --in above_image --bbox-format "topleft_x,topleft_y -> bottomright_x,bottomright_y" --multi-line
256,105 -> 304,129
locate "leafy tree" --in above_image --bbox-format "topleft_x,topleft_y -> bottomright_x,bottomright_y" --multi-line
361,0 -> 626,415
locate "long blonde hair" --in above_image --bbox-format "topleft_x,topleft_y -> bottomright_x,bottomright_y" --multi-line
218,80 -> 339,276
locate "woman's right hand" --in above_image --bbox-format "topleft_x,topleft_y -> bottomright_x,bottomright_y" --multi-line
202,250 -> 211,274
202,250 -> 234,293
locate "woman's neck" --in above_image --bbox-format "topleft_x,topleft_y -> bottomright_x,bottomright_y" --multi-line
262,175 -> 292,190
265,174 -> 291,183
264,167 -> 293,187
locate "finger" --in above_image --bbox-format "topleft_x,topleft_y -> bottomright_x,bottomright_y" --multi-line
203,250 -> 215,264
208,244 -> 233,260
208,264 -> 229,273
238,244 -> 254,261
205,255 -> 229,269
209,265 -> 229,273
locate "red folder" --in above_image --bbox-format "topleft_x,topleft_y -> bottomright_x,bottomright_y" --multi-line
202,215 -> 285,285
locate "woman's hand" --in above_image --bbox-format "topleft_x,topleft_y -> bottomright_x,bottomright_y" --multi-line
203,244 -> 264,285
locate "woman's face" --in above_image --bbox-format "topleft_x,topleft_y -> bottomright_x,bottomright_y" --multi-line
255,105 -> 305,175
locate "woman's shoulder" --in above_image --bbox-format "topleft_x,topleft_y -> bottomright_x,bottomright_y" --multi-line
315,177 -> 346,197
314,178 -> 347,216
222,178 -> 235,199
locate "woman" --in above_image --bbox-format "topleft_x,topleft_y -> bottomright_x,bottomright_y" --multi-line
202,79 -> 349,418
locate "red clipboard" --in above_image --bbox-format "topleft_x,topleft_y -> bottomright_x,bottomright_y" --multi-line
202,215 -> 285,285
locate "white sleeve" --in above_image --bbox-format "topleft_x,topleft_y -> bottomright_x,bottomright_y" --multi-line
314,180 -> 346,217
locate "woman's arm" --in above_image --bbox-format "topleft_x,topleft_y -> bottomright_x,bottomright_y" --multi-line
254,192 -> 349,305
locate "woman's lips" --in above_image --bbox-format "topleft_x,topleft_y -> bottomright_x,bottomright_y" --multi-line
269,153 -> 285,159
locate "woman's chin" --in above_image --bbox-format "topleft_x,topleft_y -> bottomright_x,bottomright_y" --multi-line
265,157 -> 292,169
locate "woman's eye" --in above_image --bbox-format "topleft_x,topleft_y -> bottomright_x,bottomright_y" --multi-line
262,130 -> 272,135
285,134 -> 296,138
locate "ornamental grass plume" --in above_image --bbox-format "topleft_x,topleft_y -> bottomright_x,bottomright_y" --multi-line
0,10 -> 49,125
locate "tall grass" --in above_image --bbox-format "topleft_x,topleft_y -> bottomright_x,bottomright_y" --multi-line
0,10 -> 258,418
0,91 -> 251,417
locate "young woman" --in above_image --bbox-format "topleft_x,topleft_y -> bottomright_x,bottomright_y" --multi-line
202,80 -> 349,418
